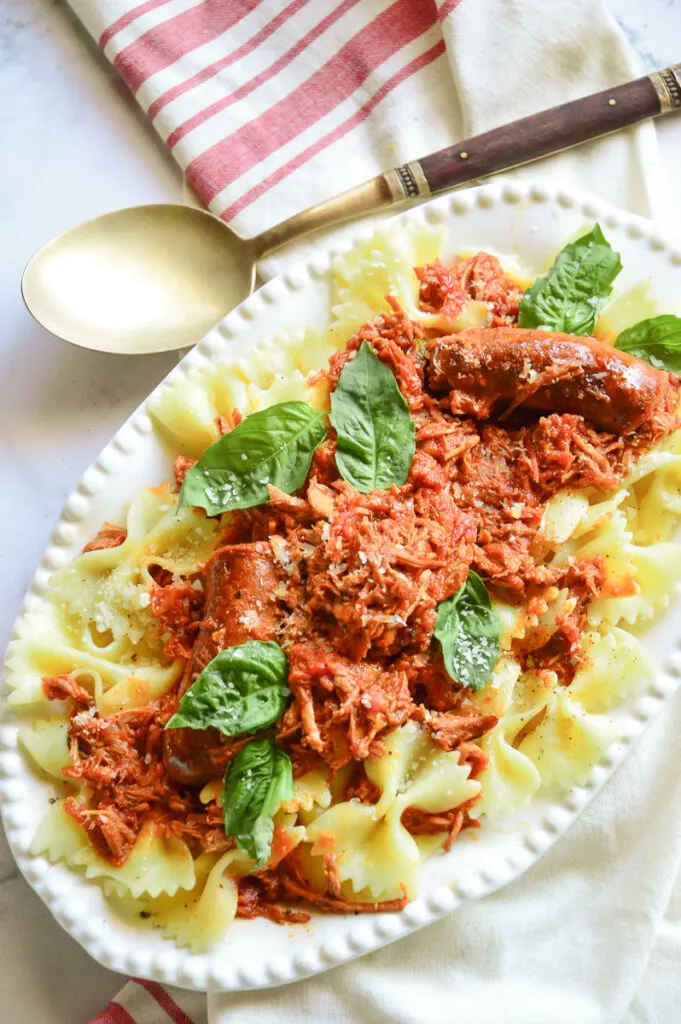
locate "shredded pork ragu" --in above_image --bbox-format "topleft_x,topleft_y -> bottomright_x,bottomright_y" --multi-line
49,686 -> 232,866
415,252 -> 522,325
44,252 -> 681,923
82,522 -> 127,553
148,580 -> 204,660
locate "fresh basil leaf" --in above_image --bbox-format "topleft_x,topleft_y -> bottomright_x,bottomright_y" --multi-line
434,570 -> 500,692
330,341 -> 415,493
165,640 -> 289,736
180,401 -> 327,514
518,224 -> 622,335
615,314 -> 681,371
221,737 -> 294,867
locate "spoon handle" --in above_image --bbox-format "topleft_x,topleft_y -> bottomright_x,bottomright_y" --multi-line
258,63 -> 681,258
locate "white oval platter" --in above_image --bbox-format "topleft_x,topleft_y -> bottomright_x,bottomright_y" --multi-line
2,181 -> 681,993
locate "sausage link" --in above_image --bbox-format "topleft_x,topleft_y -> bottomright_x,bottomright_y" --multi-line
164,542 -> 282,785
190,542 -> 282,676
427,327 -> 675,435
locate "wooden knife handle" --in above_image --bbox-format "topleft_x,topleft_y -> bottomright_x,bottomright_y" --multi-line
259,65 -> 680,258
385,64 -> 681,201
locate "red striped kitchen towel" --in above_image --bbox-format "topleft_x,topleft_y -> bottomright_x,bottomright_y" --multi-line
66,0 -> 464,241
91,978 -> 204,1024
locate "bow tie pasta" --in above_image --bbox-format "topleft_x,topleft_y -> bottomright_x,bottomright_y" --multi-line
304,721 -> 481,902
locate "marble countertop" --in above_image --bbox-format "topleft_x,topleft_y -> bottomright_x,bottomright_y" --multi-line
1,1 -> 680,1021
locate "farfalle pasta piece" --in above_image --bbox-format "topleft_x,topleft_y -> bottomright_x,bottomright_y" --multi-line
605,433 -> 681,545
51,488 -> 216,653
6,605 -> 183,714
290,328 -> 341,377
633,459 -> 681,544
144,850 -> 250,952
474,711 -> 543,822
223,330 -> 335,392
468,655 -> 522,719
576,490 -> 629,538
368,719 -> 480,818
569,628 -> 653,713
554,507 -> 634,593
17,488 -> 220,713
213,329 -> 323,392
30,800 -> 89,863
150,370 -> 222,455
517,688 -> 618,790
473,670 -> 547,821
588,541 -> 681,627
541,486 -> 631,550
331,222 -> 441,343
624,442 -> 681,487
149,331 -> 330,458
540,490 -> 591,547
137,492 -> 221,578
306,799 -> 419,901
285,769 -> 333,827
548,504 -> 681,627
18,718 -> 71,780
479,627 -> 653,808
72,822 -> 195,898
304,721 -> 480,901
95,669 -> 187,715
214,369 -> 324,425
330,222 -> 488,345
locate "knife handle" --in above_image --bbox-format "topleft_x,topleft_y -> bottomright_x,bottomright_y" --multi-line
390,65 -> 681,199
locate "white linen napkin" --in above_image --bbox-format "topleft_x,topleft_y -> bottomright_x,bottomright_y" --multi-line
76,1 -> 681,1022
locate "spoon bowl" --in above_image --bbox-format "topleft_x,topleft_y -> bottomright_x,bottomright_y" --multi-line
22,205 -> 257,355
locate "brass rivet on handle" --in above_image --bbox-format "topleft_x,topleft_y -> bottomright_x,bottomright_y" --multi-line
608,98 -> 616,106
460,151 -> 468,159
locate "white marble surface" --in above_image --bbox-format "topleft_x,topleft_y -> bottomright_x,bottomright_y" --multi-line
0,2 -> 680,1022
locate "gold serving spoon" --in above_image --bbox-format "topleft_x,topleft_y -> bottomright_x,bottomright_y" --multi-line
22,64 -> 681,355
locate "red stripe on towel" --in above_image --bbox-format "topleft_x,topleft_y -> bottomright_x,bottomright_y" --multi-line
186,0 -> 438,203
219,37 -> 445,221
114,0 -> 264,96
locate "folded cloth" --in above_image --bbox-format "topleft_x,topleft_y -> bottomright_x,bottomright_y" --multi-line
71,1 -> 680,1021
